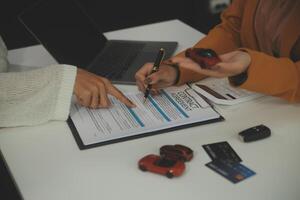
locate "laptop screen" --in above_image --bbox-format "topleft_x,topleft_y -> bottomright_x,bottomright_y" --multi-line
19,0 -> 107,68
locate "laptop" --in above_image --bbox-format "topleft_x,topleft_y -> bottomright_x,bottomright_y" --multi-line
18,0 -> 178,84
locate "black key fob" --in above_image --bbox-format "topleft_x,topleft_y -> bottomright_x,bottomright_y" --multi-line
238,125 -> 271,142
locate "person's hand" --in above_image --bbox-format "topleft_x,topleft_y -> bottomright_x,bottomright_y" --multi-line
74,68 -> 135,108
135,62 -> 178,94
169,50 -> 251,78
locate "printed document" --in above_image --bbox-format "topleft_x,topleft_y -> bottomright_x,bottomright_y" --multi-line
69,85 -> 222,146
191,78 -> 264,105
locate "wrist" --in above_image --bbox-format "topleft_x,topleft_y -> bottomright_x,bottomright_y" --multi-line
229,70 -> 248,86
165,63 -> 181,85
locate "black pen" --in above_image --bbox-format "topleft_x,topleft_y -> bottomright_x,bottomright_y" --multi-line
143,48 -> 165,103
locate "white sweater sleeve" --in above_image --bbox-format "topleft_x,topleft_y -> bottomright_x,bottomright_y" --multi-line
0,64 -> 77,127
0,36 -> 8,72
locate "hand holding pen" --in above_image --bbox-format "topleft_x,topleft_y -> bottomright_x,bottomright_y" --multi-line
143,48 -> 165,102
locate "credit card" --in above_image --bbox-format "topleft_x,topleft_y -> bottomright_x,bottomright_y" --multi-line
205,160 -> 256,183
202,141 -> 242,163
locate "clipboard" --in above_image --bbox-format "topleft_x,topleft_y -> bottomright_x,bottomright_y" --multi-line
67,85 -> 224,150
67,115 -> 224,150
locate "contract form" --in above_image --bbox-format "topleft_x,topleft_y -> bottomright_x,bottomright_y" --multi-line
69,85 -> 222,148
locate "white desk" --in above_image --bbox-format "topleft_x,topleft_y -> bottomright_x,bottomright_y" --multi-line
1,19 -> 300,200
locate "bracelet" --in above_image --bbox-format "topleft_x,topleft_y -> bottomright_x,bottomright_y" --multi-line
228,71 -> 248,86
166,63 -> 181,85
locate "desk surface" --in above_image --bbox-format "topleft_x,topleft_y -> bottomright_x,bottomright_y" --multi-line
1,19 -> 300,200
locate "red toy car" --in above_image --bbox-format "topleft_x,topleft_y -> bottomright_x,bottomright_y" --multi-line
185,48 -> 221,69
138,154 -> 185,178
160,144 -> 193,162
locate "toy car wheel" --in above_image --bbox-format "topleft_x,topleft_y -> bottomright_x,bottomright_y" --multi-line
166,171 -> 174,178
139,165 -> 147,172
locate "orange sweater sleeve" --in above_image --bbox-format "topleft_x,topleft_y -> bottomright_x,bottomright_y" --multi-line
240,49 -> 300,102
176,0 -> 246,85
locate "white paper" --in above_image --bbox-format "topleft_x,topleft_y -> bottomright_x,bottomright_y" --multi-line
69,85 -> 221,145
191,78 -> 264,105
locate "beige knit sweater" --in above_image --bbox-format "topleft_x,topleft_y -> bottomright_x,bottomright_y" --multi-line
0,36 -> 77,127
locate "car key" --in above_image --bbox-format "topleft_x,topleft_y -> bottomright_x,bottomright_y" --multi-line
238,124 -> 271,142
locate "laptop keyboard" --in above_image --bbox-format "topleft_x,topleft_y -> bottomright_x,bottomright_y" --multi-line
89,42 -> 145,79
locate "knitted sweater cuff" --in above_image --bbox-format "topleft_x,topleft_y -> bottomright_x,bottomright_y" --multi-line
53,65 -> 77,120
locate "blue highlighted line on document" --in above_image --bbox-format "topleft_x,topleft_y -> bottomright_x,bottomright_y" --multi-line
127,107 -> 145,127
148,96 -> 171,122
161,90 -> 189,118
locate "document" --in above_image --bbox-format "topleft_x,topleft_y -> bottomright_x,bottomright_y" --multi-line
69,85 -> 223,148
191,78 -> 264,105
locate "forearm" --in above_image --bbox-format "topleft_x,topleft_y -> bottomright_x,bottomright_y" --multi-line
0,65 -> 77,127
240,49 -> 300,102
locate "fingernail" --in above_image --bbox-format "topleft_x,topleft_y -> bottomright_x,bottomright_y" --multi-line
129,99 -> 134,105
131,103 -> 136,108
144,77 -> 152,84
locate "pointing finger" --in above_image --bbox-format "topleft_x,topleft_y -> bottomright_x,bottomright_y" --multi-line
107,84 -> 136,107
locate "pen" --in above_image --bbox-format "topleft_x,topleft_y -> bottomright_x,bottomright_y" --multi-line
144,48 -> 165,103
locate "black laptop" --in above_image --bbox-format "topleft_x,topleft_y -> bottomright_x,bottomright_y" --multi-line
18,0 -> 178,84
